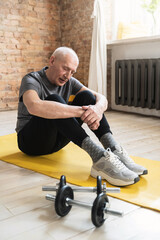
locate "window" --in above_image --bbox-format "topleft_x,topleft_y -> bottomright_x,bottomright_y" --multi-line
112,0 -> 160,40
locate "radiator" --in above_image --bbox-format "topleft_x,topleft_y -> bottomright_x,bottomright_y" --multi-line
115,59 -> 160,110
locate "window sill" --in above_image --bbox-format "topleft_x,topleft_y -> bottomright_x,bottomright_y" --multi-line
107,35 -> 160,48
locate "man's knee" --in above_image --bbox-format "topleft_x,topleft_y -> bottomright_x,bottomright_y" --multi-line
45,94 -> 66,104
73,90 -> 96,106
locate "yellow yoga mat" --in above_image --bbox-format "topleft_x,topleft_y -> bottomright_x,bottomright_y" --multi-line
0,133 -> 160,212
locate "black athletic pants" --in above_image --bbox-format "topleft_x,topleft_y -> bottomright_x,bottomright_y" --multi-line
17,90 -> 111,155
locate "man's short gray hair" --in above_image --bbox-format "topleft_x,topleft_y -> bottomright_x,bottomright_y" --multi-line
52,47 -> 79,64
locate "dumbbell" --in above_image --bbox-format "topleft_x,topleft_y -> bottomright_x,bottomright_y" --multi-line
44,175 -> 123,227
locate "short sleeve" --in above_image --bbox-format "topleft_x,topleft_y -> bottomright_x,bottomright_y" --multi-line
70,77 -> 84,95
19,74 -> 41,102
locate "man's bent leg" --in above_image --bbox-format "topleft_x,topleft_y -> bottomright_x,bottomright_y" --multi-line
72,91 -> 146,179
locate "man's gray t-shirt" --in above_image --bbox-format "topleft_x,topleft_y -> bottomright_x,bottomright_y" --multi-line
16,66 -> 84,133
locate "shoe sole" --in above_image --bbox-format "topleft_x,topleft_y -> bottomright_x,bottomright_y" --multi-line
91,167 -> 140,187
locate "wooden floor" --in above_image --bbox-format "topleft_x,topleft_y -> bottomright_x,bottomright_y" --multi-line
0,110 -> 160,240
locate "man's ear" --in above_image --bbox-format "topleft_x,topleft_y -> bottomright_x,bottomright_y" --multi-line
50,55 -> 55,66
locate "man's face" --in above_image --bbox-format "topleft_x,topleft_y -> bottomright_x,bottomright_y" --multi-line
47,54 -> 78,86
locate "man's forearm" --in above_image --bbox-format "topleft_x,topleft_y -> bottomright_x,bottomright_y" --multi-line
29,99 -> 85,119
94,92 -> 108,113
23,90 -> 85,119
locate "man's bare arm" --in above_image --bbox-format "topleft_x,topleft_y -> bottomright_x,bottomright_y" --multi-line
23,90 -> 85,119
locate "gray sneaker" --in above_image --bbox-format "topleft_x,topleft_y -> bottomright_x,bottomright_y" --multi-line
91,148 -> 139,186
113,145 -> 148,175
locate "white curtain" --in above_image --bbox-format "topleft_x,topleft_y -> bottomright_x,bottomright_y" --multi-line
88,0 -> 107,97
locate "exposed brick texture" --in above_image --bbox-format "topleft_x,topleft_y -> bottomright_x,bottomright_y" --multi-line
0,0 -> 61,110
0,0 -> 112,111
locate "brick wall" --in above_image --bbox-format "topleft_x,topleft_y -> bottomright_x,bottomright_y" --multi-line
0,0 -> 61,110
0,0 -> 112,111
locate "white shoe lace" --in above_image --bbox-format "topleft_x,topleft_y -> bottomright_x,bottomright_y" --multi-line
117,146 -> 134,163
104,148 -> 125,170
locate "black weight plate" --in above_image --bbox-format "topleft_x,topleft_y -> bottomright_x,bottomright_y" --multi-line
96,176 -> 102,194
91,193 -> 109,227
55,185 -> 74,217
60,175 -> 66,188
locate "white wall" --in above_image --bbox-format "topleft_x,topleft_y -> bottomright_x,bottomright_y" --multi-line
109,36 -> 160,117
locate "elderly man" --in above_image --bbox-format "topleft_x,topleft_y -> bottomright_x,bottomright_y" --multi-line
16,46 -> 147,186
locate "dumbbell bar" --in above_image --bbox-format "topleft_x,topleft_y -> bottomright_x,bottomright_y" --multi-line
42,183 -> 120,193
46,194 -> 123,217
